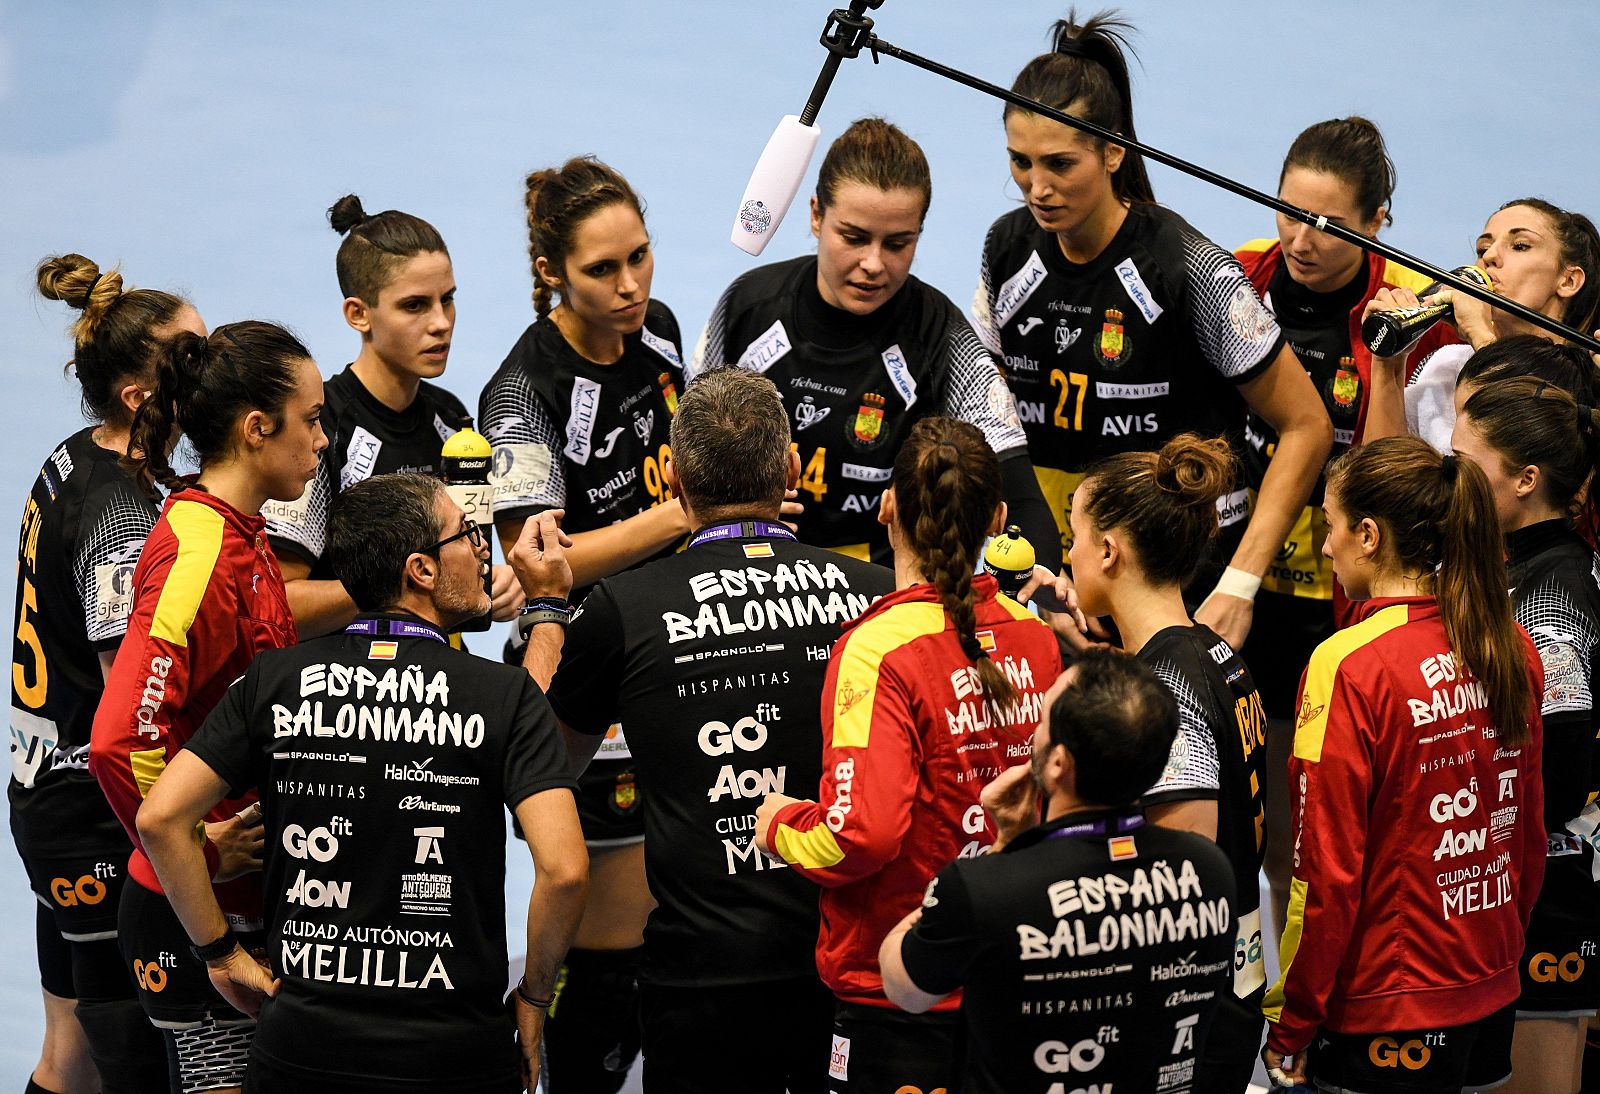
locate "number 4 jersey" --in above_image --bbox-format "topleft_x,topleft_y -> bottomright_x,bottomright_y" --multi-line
11,428 -> 157,858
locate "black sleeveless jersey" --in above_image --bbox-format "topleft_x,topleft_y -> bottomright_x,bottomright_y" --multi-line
478,301 -> 683,542
692,256 -> 1027,562
263,366 -> 473,578
975,204 -> 1283,559
1139,623 -> 1269,1005
545,527 -> 893,987
1506,520 -> 1600,907
900,809 -> 1235,1094
10,428 -> 157,856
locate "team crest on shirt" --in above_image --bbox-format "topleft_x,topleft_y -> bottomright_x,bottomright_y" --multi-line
611,771 -> 638,814
658,371 -> 679,415
1327,357 -> 1361,415
1296,693 -> 1325,729
1096,308 -> 1131,367
848,392 -> 888,450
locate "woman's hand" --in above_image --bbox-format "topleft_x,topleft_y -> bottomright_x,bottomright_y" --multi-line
1017,568 -> 1110,651
1433,283 -> 1498,349
1361,288 -> 1421,373
206,804 -> 264,883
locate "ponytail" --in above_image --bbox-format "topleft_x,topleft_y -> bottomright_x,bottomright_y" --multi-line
36,253 -> 186,425
891,417 -> 1019,714
1327,438 -> 1532,747
1463,374 -> 1600,522
1008,9 -> 1154,204
327,193 -> 448,304
125,321 -> 310,498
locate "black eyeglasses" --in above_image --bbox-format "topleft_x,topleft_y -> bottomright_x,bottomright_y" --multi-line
423,520 -> 486,555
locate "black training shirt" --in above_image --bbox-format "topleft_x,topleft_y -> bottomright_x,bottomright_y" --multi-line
901,808 -> 1235,1094
547,522 -> 893,987
184,614 -> 574,1089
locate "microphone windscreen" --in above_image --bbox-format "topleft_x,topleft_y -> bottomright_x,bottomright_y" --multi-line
730,115 -> 821,255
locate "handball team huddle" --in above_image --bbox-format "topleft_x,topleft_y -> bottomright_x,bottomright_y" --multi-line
10,7 -> 1600,1094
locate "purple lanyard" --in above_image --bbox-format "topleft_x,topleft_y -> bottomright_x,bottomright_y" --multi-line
344,617 -> 448,645
1042,812 -> 1146,842
687,520 -> 798,550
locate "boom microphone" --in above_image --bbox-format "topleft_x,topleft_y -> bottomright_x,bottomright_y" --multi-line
729,1 -> 883,255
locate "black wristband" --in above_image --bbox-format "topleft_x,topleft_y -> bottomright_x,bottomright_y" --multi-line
189,927 -> 238,964
518,598 -> 573,635
515,976 -> 554,1008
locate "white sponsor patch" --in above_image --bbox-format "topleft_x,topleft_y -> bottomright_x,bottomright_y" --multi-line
994,251 -> 1047,328
880,344 -> 918,409
1233,906 -> 1266,998
1228,282 -> 1277,344
1095,381 -> 1170,400
563,377 -> 603,465
432,414 -> 456,443
640,326 -> 682,367
340,427 -> 383,491
596,725 -> 633,761
1217,488 -> 1249,528
262,480 -> 316,538
93,560 -> 137,627
1114,257 -> 1164,324
10,706 -> 60,788
828,1035 -> 850,1081
490,443 -> 554,505
840,462 -> 892,483
737,320 -> 792,374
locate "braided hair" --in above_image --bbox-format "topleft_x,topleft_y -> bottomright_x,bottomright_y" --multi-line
891,417 -> 1018,713
524,157 -> 646,318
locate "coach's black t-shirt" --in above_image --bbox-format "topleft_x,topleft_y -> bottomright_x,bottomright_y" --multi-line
692,256 -> 1028,563
263,367 -> 473,579
1138,624 -> 1269,1008
546,522 -> 893,987
10,428 -> 156,857
901,809 -> 1235,1094
185,614 -> 575,1089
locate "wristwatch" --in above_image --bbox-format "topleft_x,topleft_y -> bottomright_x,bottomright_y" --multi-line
189,927 -> 238,964
517,597 -> 574,636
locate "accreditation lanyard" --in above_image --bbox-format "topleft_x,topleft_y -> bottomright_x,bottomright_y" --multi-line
687,519 -> 798,550
1041,812 -> 1146,841
344,617 -> 449,645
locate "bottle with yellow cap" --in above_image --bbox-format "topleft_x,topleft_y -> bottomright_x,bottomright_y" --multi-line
982,525 -> 1035,600
442,425 -> 494,631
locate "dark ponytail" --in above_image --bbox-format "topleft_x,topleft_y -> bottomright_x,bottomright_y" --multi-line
524,157 -> 646,318
125,321 -> 310,497
328,193 -> 448,304
892,417 -> 1019,714
1080,433 -> 1235,585
1008,9 -> 1154,204
1326,437 -> 1532,747
36,254 -> 187,425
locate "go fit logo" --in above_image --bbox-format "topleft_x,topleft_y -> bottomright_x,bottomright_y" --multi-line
49,862 -> 117,906
133,952 -> 178,993
1529,950 -> 1589,983
1367,1037 -> 1432,1070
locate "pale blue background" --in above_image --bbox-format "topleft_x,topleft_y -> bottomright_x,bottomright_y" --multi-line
4,0 -> 1598,1085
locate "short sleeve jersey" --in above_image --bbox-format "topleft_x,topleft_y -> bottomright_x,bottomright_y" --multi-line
1139,623 -> 1269,1002
691,256 -> 1027,561
184,618 -> 575,1089
10,428 -> 157,856
546,526 -> 893,987
263,367 -> 472,576
900,811 -> 1236,1094
478,301 -> 684,536
1506,521 -> 1600,907
975,205 -> 1283,557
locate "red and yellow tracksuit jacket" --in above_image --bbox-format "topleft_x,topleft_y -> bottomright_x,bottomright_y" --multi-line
1265,597 -> 1545,1054
766,576 -> 1062,1008
90,487 -> 296,921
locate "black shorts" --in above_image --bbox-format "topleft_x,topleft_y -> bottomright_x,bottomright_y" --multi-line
14,837 -> 129,942
1306,1002 -> 1515,1094
829,1001 -> 963,1094
576,757 -> 643,846
118,879 -> 264,1028
1517,894 -> 1600,1016
641,977 -> 833,1094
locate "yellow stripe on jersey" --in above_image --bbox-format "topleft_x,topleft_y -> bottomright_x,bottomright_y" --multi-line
150,501 -> 225,648
993,592 -> 1051,626
1034,467 -> 1086,556
1235,237 -> 1277,259
830,602 -> 948,750
1263,876 -> 1309,1023
827,543 -> 872,563
130,748 -> 167,798
773,820 -> 846,870
1293,602 -> 1409,762
1380,257 -> 1438,294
